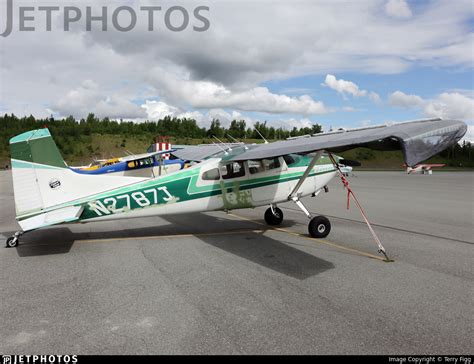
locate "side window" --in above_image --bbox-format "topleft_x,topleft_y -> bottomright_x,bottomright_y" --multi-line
283,154 -> 301,167
283,155 -> 295,166
221,162 -> 246,179
202,168 -> 220,181
248,160 -> 265,174
262,158 -> 281,170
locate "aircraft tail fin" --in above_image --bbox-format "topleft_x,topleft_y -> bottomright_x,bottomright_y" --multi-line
9,128 -> 68,217
10,128 -> 146,231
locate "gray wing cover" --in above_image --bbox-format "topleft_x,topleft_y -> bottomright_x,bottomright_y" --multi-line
230,118 -> 467,167
171,145 -> 226,161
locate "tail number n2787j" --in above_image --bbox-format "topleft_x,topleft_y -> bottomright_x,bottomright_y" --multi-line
87,186 -> 174,216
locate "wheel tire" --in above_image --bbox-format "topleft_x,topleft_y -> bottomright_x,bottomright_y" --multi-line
6,237 -> 18,248
308,216 -> 331,238
264,207 -> 284,226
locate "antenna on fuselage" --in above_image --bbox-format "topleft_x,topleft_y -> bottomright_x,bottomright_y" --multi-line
212,136 -> 233,152
255,128 -> 269,144
226,134 -> 248,150
212,141 -> 229,156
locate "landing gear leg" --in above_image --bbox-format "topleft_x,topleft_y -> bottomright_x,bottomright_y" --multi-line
5,231 -> 23,248
264,204 -> 284,225
290,196 -> 331,238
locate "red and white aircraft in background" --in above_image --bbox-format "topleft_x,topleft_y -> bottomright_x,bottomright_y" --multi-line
405,163 -> 446,174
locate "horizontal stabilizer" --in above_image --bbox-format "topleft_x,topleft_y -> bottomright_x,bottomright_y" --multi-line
18,205 -> 84,232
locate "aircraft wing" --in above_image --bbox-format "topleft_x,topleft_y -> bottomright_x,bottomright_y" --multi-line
227,118 -> 466,167
171,145 -> 232,161
120,149 -> 176,163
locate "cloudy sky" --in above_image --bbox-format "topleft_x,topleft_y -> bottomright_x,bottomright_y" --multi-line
0,0 -> 473,139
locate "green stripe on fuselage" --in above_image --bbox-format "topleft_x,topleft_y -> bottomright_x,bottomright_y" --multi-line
77,166 -> 335,221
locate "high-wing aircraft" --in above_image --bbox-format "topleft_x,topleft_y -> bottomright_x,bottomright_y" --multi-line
405,163 -> 446,174
5,118 -> 466,260
71,150 -> 185,178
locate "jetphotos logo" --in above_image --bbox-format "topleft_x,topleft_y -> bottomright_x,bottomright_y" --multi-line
0,0 -> 210,37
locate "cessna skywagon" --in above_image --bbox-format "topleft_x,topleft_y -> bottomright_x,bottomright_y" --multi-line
6,118 -> 466,260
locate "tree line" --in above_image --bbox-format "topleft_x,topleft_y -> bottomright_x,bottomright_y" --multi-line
0,113 -> 321,142
0,113 -> 472,167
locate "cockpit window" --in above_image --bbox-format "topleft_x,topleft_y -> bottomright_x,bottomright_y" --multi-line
283,154 -> 302,166
262,158 -> 281,170
248,158 -> 281,174
248,160 -> 265,174
202,168 -> 220,180
221,162 -> 246,179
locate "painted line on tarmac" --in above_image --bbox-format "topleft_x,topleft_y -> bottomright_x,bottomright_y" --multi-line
227,213 -> 387,262
76,229 -> 265,244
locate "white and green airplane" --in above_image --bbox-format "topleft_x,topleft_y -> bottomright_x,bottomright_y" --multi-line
6,118 -> 467,259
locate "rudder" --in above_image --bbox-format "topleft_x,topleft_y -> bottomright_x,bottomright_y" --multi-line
10,129 -> 68,217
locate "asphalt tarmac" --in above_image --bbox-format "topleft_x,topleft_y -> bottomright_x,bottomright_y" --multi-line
0,170 -> 472,354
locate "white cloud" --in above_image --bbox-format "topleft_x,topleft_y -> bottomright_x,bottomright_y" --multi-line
324,75 -> 381,104
323,74 -> 367,97
53,80 -> 146,119
385,0 -> 413,19
270,118 -> 314,131
1,0 -> 473,123
141,101 -> 180,120
150,71 -> 329,115
423,92 -> 474,121
369,92 -> 381,104
389,90 -> 424,107
141,101 -> 247,128
389,90 -> 474,121
140,99 -> 317,131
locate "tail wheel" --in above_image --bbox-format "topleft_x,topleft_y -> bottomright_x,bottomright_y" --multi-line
264,207 -> 284,226
6,237 -> 18,248
308,216 -> 331,238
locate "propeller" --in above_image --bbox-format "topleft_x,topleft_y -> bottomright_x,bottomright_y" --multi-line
338,159 -> 361,167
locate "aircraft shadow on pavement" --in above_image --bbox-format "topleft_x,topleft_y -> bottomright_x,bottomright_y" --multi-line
164,214 -> 334,280
7,213 -> 334,279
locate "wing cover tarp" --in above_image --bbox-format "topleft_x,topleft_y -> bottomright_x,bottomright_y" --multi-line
172,145 -> 234,161
230,118 -> 467,167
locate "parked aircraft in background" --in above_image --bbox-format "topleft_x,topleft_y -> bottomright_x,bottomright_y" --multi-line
71,151 -> 184,178
405,163 -> 446,174
72,136 -> 186,178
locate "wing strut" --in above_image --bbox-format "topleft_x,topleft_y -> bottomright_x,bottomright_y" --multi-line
287,150 -> 324,219
327,152 -> 393,262
288,150 -> 324,201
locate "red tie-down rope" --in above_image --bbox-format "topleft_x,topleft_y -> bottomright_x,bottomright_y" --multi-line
327,152 -> 392,262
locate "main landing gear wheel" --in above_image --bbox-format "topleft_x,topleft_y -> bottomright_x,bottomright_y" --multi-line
264,207 -> 284,225
308,216 -> 331,238
6,236 -> 18,248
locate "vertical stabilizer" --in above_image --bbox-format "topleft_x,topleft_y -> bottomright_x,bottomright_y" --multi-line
10,128 -> 147,227
9,129 -> 68,216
